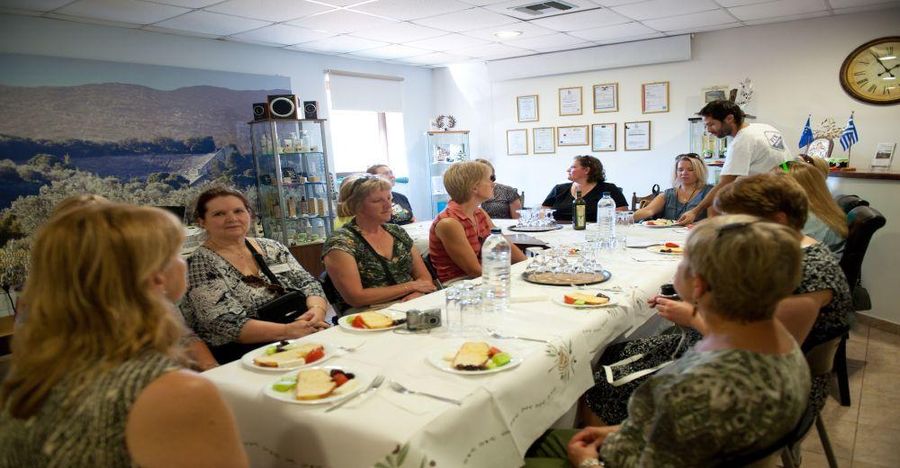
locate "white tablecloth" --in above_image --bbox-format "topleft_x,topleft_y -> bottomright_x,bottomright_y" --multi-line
204,221 -> 689,467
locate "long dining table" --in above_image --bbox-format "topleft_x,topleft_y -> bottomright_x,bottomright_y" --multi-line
204,220 -> 690,468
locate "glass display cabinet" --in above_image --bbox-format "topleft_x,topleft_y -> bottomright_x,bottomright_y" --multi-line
249,119 -> 335,250
426,130 -> 469,217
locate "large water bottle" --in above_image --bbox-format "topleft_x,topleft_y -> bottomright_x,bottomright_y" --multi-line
481,228 -> 511,314
596,192 -> 616,246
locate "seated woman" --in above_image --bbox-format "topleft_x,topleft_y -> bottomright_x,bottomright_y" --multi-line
180,187 -> 330,364
784,159 -> 847,256
367,164 -> 415,225
585,173 -> 851,425
0,204 -> 247,467
542,155 -> 628,222
632,153 -> 713,222
527,216 -> 811,467
429,161 -> 526,283
475,158 -> 522,219
323,174 -> 436,314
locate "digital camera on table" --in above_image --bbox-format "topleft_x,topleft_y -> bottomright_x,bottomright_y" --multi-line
406,308 -> 441,331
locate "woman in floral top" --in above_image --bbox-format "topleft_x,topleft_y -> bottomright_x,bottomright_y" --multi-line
526,216 -> 811,467
323,175 -> 436,314
475,159 -> 522,219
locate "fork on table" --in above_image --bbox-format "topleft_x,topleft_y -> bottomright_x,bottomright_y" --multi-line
325,375 -> 385,412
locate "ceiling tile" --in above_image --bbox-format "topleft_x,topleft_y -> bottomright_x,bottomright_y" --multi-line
504,32 -> 591,51
568,21 -> 658,41
153,10 -> 271,35
447,42 -> 533,59
55,0 -> 189,25
741,9 -> 830,25
411,7 -> 519,32
229,24 -> 335,45
457,0 -> 512,6
831,0 -> 900,7
347,44 -> 433,59
312,0 -> 376,5
0,0 -> 74,11
288,9 -> 398,34
593,31 -> 664,44
483,0 -> 603,20
611,0 -> 721,20
642,8 -> 735,31
139,0 -> 223,7
405,33 -> 492,52
292,34 -> 388,53
142,24 -> 220,38
351,21 -> 448,42
713,0 -> 771,6
665,22 -> 741,35
729,0 -> 828,21
591,0 -> 646,5
833,3 -> 900,15
529,8 -> 630,32
461,21 -> 557,41
350,0 -> 473,21
206,0 -> 335,22
400,51 -> 477,64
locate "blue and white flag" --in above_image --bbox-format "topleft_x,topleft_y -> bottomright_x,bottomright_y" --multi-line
840,113 -> 858,151
799,115 -> 814,148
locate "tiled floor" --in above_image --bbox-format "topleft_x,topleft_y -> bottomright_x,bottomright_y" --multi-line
800,321 -> 900,467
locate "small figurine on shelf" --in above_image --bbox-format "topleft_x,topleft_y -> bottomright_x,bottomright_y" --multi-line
299,130 -> 311,152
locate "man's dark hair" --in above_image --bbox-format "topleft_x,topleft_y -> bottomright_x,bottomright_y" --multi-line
698,100 -> 745,127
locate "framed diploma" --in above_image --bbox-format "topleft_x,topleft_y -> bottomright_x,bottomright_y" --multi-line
624,121 -> 651,151
642,81 -> 669,114
516,95 -> 539,122
558,87 -> 583,116
558,125 -> 589,146
591,123 -> 616,152
593,83 -> 618,113
533,127 -> 556,154
507,129 -> 528,155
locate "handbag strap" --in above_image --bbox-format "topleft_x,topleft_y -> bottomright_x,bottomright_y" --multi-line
245,239 -> 283,288
345,224 -> 398,285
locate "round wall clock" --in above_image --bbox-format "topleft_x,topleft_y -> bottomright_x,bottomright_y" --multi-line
839,36 -> 900,105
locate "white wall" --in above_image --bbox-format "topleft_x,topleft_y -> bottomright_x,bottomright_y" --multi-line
0,15 -> 434,217
434,9 -> 900,324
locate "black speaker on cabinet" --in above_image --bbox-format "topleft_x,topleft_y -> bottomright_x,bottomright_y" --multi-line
267,94 -> 299,119
303,101 -> 319,120
252,102 -> 269,121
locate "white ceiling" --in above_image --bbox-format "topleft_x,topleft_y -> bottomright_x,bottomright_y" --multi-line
1,0 -> 898,68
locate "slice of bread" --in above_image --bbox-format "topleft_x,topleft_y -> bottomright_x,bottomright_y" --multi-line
452,342 -> 491,370
563,292 -> 609,305
294,369 -> 337,400
254,343 -> 323,368
358,312 -> 393,329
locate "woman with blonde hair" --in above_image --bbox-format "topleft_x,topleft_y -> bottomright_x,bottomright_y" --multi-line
0,204 -> 247,467
323,174 -> 435,313
632,153 -> 714,222
429,161 -> 526,283
784,159 -> 847,256
474,158 -> 522,219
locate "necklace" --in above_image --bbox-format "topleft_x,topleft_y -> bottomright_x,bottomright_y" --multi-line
674,185 -> 699,217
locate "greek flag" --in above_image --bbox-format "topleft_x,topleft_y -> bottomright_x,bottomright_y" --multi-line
840,113 -> 858,151
799,115 -> 814,148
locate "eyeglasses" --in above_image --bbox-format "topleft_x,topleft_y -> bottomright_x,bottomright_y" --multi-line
677,153 -> 702,160
715,220 -> 761,239
241,275 -> 284,295
490,174 -> 496,182
349,174 -> 379,193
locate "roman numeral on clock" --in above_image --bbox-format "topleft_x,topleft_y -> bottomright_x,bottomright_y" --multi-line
857,78 -> 869,86
853,71 -> 867,76
868,84 -> 877,93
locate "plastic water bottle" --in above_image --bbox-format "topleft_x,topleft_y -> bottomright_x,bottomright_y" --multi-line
596,192 -> 616,246
481,228 -> 511,314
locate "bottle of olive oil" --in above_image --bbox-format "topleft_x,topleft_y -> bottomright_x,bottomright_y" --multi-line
573,189 -> 586,230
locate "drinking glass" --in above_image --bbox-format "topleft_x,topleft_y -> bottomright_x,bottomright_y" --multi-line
459,287 -> 484,331
444,283 -> 465,334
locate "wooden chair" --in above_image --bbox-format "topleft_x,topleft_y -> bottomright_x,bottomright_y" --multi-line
631,184 -> 661,211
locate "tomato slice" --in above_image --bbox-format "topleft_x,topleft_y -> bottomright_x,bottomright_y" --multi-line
488,346 -> 502,358
351,315 -> 366,328
332,373 -> 349,387
304,346 -> 325,363
664,242 -> 680,248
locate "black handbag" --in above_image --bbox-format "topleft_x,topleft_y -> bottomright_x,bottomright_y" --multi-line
247,239 -> 308,324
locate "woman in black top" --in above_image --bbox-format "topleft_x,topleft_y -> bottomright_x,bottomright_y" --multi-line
542,155 -> 628,222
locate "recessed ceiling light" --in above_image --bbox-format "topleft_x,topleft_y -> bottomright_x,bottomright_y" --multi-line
494,31 -> 522,39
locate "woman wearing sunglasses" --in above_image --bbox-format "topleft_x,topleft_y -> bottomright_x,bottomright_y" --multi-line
474,158 -> 523,219
180,187 -> 330,363
632,153 -> 714,223
323,174 -> 436,314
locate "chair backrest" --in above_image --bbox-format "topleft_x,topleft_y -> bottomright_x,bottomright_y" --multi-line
422,253 -> 443,290
835,194 -> 869,214
318,270 -> 343,311
715,399 -> 816,468
631,183 -> 661,211
840,205 -> 886,288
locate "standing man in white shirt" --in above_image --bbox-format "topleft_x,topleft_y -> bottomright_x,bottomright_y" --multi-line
677,100 -> 791,225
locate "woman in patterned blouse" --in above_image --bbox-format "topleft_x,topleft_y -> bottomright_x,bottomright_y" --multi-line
475,159 -> 522,219
323,174 -> 436,313
180,187 -> 330,363
0,204 -> 247,467
527,216 -> 811,467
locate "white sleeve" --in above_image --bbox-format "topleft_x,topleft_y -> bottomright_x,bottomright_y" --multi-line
720,136 -> 752,176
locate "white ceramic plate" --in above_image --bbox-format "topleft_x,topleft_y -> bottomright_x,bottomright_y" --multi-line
338,311 -> 405,333
646,245 -> 684,255
642,220 -> 679,228
263,366 -> 365,405
427,345 -> 523,375
241,341 -> 331,372
551,294 -> 618,309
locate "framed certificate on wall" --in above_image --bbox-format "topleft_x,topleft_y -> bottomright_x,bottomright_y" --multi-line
558,125 -> 589,146
642,81 -> 669,114
593,83 -> 618,113
591,123 -> 615,152
507,129 -> 528,155
624,121 -> 651,151
533,127 -> 555,154
517,95 -> 539,122
558,87 -> 583,116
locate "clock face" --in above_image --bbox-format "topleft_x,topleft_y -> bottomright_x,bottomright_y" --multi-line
840,36 -> 900,105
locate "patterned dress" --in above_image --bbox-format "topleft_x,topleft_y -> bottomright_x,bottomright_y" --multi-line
481,183 -> 520,219
390,192 -> 414,225
0,352 -> 179,467
179,237 -> 324,347
322,220 -> 416,312
599,346 -> 810,467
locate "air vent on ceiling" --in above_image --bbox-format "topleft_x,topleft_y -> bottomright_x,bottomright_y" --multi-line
511,1 -> 577,16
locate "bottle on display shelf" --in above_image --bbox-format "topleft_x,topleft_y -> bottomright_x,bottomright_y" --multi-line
299,196 -> 309,216
287,196 -> 297,218
315,198 -> 326,216
573,189 -> 586,231
272,199 -> 282,219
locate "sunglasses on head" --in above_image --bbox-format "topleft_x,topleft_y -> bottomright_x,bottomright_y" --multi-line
677,153 -> 702,160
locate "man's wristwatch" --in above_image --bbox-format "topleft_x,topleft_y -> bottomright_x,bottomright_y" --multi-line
578,458 -> 604,468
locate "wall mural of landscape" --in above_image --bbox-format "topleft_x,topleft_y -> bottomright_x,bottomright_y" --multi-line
0,54 -> 290,288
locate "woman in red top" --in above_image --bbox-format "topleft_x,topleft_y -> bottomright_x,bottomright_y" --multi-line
429,161 -> 526,283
